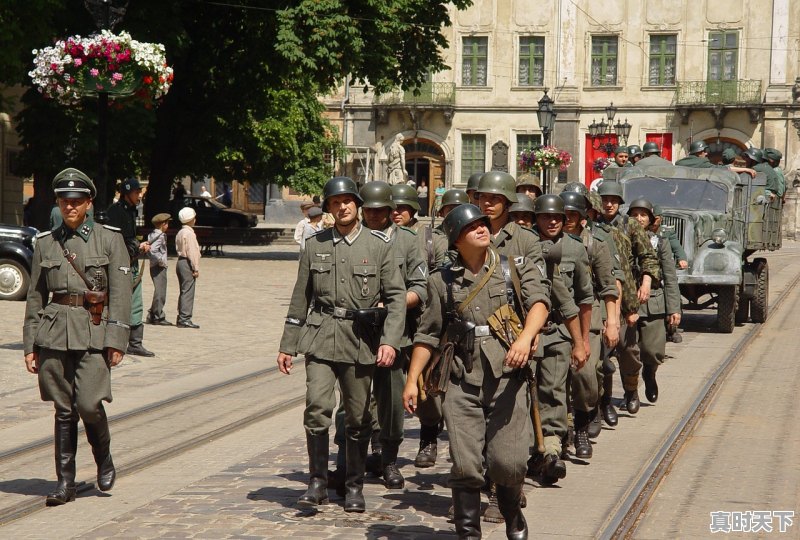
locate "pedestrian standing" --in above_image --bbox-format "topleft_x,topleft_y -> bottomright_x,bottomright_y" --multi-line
293,202 -> 316,247
175,207 -> 201,329
300,206 -> 324,251
23,168 -> 131,506
146,213 -> 172,326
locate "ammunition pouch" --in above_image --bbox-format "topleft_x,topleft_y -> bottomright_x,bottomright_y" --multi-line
83,290 -> 107,326
354,307 -> 388,328
487,304 -> 524,350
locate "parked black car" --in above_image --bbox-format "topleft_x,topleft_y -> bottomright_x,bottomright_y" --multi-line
0,224 -> 37,301
173,196 -> 259,228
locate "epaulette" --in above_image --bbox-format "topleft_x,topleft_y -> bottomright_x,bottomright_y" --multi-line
35,230 -> 52,239
399,225 -> 417,236
370,229 -> 391,243
310,228 -> 326,237
102,224 -> 121,232
567,232 -> 583,242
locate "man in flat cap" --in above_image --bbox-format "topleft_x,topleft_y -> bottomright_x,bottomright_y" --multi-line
107,178 -> 154,357
146,213 -> 172,325
24,168 -> 131,506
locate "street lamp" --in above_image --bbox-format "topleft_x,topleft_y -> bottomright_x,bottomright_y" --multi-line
589,102 -> 631,157
537,89 -> 556,192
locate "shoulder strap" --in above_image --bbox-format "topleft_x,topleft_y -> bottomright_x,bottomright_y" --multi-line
55,235 -> 99,290
425,225 -> 434,270
500,254 -> 527,320
456,248 -> 498,315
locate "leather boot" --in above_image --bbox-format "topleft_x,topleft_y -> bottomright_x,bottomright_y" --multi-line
587,408 -> 602,439
344,436 -> 368,513
84,409 -> 116,491
452,488 -> 482,539
495,483 -> 528,540
381,442 -> 404,489
327,444 -> 346,498
482,480 -> 504,523
622,374 -> 640,414
126,324 -> 155,357
601,374 -> 618,426
414,422 -> 439,468
573,410 -> 592,459
365,430 -> 382,476
46,420 -> 78,506
541,454 -> 567,485
643,364 -> 659,403
297,432 -> 329,508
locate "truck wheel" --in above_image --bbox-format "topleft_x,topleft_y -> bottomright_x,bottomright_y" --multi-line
735,284 -> 749,324
749,259 -> 769,323
0,258 -> 30,301
716,285 -> 738,333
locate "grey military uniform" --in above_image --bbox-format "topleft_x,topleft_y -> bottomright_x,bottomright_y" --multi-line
638,233 -> 681,369
106,198 -> 143,326
23,221 -> 131,423
414,248 -> 551,488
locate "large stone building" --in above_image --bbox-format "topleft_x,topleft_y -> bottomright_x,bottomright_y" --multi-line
323,0 -> 800,205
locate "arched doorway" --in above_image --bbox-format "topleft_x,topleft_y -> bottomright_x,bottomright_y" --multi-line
403,138 -> 445,217
704,137 -> 746,165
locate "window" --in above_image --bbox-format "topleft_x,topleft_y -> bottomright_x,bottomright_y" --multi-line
461,135 -> 486,183
516,134 -> 542,156
462,37 -> 488,86
708,31 -> 738,81
519,36 -> 545,86
591,36 -> 618,86
649,35 -> 676,86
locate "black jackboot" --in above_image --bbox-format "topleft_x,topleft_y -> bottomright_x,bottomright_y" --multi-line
573,410 -> 592,459
643,364 -> 659,403
297,432 -> 329,508
495,483 -> 528,540
365,430 -> 382,476
381,441 -> 404,489
127,324 -> 155,357
327,443 -> 346,498
344,436 -> 369,513
452,487 -> 482,539
84,409 -> 116,491
46,420 -> 78,506
601,373 -> 618,426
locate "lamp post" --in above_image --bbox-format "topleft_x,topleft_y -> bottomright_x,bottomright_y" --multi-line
537,89 -> 556,193
588,102 -> 631,157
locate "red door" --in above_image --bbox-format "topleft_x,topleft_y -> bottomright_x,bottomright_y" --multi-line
584,134 -> 618,188
645,133 -> 673,161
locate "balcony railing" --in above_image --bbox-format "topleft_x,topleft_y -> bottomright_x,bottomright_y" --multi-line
375,82 -> 456,106
675,80 -> 762,106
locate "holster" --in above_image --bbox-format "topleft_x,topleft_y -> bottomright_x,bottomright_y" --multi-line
448,318 -> 476,372
354,307 -> 388,328
83,290 -> 107,326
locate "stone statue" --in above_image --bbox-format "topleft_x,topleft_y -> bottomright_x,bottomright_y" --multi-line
387,133 -> 407,185
793,77 -> 800,103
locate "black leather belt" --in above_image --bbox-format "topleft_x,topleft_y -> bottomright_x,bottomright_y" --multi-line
315,305 -> 357,320
51,292 -> 85,307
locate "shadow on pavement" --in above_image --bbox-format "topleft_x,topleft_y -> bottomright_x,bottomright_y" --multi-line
0,478 -> 53,496
366,523 -> 453,539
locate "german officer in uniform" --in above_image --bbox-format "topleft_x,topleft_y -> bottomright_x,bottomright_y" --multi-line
276,177 -> 406,513
403,204 -> 550,540
23,168 -> 131,506
106,178 -> 154,357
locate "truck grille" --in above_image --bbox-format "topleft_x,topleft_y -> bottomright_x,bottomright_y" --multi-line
660,215 -> 686,247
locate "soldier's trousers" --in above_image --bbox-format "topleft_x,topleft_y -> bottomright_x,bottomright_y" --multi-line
571,330 -> 601,413
304,357 -> 374,446
537,340 -> 572,458
638,315 -> 666,369
148,264 -> 168,321
131,263 -> 144,327
38,348 -> 112,424
443,373 -> 530,489
618,321 -> 642,391
176,259 -> 196,324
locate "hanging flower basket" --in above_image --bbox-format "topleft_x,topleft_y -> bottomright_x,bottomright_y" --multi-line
29,30 -> 174,106
519,145 -> 572,173
592,157 -> 612,173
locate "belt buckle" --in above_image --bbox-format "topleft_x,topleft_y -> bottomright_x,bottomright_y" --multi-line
474,325 -> 491,337
333,307 -> 348,318
69,292 -> 81,307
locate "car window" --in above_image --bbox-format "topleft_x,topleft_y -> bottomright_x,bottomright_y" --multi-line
624,177 -> 728,212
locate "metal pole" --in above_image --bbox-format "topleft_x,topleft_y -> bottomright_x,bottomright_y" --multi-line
95,92 -> 110,222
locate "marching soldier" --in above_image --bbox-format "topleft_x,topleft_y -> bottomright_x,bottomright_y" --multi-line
106,178 -> 154,357
742,148 -> 782,202
439,189 -> 470,219
466,172 -> 484,205
508,197 -> 535,228
651,205 -> 686,344
627,145 -> 643,166
763,148 -> 786,201
597,181 -> 660,414
515,172 -> 542,201
276,177 -> 406,513
627,199 -> 681,403
23,168 -> 131,506
403,204 -> 551,540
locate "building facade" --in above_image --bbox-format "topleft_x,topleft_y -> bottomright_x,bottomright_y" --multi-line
324,0 -> 800,196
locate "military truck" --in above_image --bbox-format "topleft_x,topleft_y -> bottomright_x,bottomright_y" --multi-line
603,164 -> 781,332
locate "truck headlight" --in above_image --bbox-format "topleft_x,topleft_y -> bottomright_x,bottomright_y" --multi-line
711,228 -> 727,245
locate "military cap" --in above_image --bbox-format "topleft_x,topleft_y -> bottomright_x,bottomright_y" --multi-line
721,148 -> 738,164
120,177 -> 142,194
508,196 -> 536,215
151,212 -> 172,225
763,148 -> 782,162
307,206 -> 323,218
52,168 -> 96,198
614,146 -> 629,156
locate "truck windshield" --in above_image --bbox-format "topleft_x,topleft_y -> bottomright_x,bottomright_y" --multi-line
623,177 -> 728,212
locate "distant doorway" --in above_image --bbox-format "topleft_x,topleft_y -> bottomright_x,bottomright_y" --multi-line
403,139 -> 445,217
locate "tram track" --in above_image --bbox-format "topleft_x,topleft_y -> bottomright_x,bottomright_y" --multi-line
0,360 -> 306,525
598,271 -> 800,539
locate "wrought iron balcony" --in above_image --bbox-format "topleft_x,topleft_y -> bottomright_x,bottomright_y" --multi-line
375,82 -> 456,106
675,80 -> 762,106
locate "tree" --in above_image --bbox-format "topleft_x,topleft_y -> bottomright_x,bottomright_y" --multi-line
2,0 -> 472,224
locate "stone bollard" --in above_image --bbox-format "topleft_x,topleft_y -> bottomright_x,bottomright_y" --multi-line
783,186 -> 798,240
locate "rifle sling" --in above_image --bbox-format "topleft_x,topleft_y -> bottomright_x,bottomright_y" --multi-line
56,235 -> 98,291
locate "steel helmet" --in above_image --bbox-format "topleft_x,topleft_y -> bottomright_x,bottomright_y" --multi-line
627,197 -> 655,223
533,193 -> 566,216
515,172 -> 542,189
508,196 -> 536,215
322,176 -> 362,212
652,204 -> 663,217
689,140 -> 708,155
359,181 -> 395,209
642,142 -> 660,155
476,171 -> 519,203
562,181 -> 589,196
597,181 -> 625,203
559,191 -> 588,218
586,191 -> 603,213
442,204 -> 490,247
627,145 -> 643,159
742,147 -> 763,163
466,172 -> 484,192
390,183 -> 420,211
439,189 -> 470,209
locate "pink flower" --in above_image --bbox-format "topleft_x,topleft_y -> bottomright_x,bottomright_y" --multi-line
73,58 -> 82,67
96,83 -> 104,90
112,72 -> 123,81
90,68 -> 99,77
